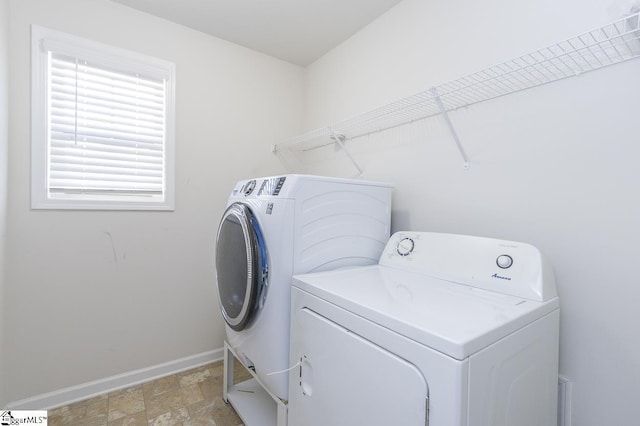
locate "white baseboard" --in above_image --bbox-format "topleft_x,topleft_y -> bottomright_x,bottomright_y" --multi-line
6,348 -> 224,410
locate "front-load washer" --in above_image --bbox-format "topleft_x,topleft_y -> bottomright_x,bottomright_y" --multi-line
289,231 -> 559,426
215,174 -> 392,402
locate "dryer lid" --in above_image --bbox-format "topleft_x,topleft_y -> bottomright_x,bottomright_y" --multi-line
292,265 -> 558,360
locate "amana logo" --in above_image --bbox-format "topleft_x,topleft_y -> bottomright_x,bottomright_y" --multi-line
492,273 -> 512,281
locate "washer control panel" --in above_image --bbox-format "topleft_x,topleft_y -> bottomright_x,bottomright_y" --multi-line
396,237 -> 415,256
232,176 -> 288,197
258,176 -> 287,196
243,179 -> 257,196
380,231 -> 555,302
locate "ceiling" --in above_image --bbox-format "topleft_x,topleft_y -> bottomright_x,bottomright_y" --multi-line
110,0 -> 404,66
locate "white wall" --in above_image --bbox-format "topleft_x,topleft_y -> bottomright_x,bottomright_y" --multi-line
0,0 -> 10,407
3,0 -> 301,406
301,0 -> 640,425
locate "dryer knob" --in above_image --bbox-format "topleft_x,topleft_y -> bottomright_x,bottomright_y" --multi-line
496,254 -> 513,269
396,237 -> 415,257
243,180 -> 257,196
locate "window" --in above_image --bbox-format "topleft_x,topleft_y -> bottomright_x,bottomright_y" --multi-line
31,26 -> 175,210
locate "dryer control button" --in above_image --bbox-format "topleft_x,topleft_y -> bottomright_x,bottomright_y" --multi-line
243,180 -> 257,196
396,237 -> 415,257
496,255 -> 513,269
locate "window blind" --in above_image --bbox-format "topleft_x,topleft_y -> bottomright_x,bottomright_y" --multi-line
48,53 -> 166,198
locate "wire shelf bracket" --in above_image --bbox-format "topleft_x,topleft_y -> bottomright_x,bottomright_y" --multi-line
330,132 -> 363,175
430,86 -> 470,169
272,12 -> 640,173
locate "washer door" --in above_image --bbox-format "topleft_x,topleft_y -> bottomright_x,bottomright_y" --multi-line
215,203 -> 268,331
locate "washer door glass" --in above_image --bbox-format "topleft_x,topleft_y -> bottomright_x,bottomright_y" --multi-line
216,203 -> 267,331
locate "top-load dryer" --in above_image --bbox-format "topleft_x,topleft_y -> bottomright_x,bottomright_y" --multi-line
289,231 -> 559,426
215,174 -> 392,402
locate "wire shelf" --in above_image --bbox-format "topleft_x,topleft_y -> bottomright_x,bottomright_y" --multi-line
273,12 -> 640,159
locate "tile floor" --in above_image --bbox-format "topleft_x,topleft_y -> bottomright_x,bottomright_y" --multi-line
48,359 -> 252,426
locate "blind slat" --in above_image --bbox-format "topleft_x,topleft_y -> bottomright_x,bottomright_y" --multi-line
51,123 -> 164,145
51,115 -> 165,137
49,177 -> 163,190
51,170 -> 162,183
51,56 -> 166,89
51,143 -> 163,160
50,152 -> 163,168
51,136 -> 164,154
51,91 -> 164,118
51,101 -> 165,125
50,74 -> 165,100
51,82 -> 164,110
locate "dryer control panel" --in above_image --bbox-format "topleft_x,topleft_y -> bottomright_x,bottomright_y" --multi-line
257,177 -> 287,196
233,176 -> 287,197
381,232 -> 557,302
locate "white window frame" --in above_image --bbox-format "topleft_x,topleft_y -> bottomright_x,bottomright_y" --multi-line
31,25 -> 175,211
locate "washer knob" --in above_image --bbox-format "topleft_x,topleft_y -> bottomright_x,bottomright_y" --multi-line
243,180 -> 257,196
496,254 -> 513,269
396,237 -> 415,257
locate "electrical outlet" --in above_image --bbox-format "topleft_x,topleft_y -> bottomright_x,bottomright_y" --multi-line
558,376 -> 572,426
